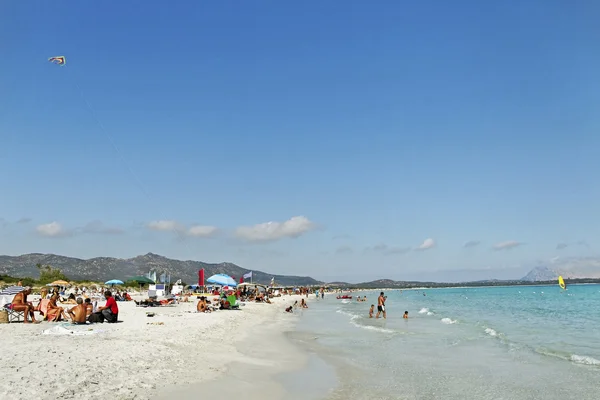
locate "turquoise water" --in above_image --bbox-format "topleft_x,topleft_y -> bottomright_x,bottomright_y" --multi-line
289,285 -> 600,399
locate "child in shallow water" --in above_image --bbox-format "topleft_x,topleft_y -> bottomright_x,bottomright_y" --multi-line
403,311 -> 409,319
369,304 -> 374,318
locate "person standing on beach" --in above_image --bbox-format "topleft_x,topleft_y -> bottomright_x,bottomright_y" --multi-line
376,292 -> 386,319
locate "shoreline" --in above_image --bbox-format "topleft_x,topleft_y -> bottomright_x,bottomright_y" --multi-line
156,293 -> 338,400
0,294 -> 309,400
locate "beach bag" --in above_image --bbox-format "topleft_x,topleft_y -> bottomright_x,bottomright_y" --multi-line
0,309 -> 8,323
88,312 -> 104,323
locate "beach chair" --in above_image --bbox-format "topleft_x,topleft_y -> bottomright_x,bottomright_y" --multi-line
3,304 -> 25,323
226,295 -> 240,310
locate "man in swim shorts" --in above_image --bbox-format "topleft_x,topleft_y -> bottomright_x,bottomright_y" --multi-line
67,298 -> 88,324
376,292 -> 386,319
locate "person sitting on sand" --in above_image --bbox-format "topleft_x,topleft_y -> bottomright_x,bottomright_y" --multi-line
96,291 -> 119,323
11,287 -> 40,324
40,287 -> 49,300
196,297 -> 211,313
219,298 -> 230,310
403,311 -> 408,319
46,293 -> 68,322
369,304 -> 374,318
300,299 -> 308,309
67,298 -> 88,324
84,298 -> 93,317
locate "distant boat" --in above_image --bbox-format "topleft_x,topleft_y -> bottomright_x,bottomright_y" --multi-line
558,275 -> 566,290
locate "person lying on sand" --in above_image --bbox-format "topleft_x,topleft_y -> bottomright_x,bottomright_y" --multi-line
61,293 -> 78,304
11,287 -> 40,323
46,293 -> 69,322
67,298 -> 88,324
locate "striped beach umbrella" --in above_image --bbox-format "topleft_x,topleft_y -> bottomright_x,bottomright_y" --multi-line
0,285 -> 26,296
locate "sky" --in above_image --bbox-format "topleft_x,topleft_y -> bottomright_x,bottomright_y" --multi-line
1,1 -> 599,282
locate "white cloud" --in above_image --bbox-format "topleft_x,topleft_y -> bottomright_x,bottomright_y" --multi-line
493,240 -> 522,251
82,220 -> 124,235
234,216 -> 316,242
463,240 -> 480,248
36,222 -> 69,238
188,225 -> 218,237
416,238 -> 436,251
147,220 -> 184,232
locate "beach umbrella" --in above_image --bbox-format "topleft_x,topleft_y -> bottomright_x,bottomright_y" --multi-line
105,279 -> 124,286
206,274 -> 237,287
49,280 -> 69,286
0,285 -> 26,295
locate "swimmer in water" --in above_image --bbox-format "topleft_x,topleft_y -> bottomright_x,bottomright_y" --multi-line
369,304 -> 374,318
403,311 -> 408,319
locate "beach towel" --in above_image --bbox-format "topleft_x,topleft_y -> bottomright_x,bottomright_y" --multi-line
38,299 -> 50,317
41,325 -> 98,336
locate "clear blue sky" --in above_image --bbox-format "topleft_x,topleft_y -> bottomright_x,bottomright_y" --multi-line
1,1 -> 599,282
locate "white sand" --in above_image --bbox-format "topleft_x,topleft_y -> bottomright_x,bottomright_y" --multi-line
0,295 -> 306,400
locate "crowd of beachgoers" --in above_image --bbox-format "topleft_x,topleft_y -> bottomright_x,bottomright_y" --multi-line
1,280 -> 329,326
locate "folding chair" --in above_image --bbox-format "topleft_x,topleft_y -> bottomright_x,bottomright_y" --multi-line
3,304 -> 25,323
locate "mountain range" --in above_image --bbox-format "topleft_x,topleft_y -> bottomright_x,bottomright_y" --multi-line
0,253 -> 322,286
2,253 -> 599,287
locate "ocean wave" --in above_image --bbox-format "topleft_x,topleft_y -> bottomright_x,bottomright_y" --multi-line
341,299 -> 351,304
484,328 -> 498,337
535,348 -> 600,367
441,318 -> 457,325
418,308 -> 433,316
336,308 -> 395,333
571,355 -> 600,366
351,321 -> 395,334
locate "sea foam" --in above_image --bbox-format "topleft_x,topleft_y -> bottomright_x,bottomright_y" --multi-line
441,318 -> 457,324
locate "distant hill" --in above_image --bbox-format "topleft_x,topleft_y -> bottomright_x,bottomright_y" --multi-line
521,257 -> 600,281
0,253 -> 322,286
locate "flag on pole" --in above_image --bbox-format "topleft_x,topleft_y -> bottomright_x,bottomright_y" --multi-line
243,271 -> 253,280
198,269 -> 205,287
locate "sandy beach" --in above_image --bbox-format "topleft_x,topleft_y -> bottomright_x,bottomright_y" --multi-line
0,295 -> 308,400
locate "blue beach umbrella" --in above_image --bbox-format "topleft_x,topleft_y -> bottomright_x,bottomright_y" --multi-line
105,279 -> 124,286
206,274 -> 237,287
0,285 -> 26,296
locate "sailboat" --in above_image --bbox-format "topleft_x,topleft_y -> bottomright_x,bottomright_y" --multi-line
558,275 -> 567,290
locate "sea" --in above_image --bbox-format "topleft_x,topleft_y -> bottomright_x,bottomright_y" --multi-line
286,285 -> 600,400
